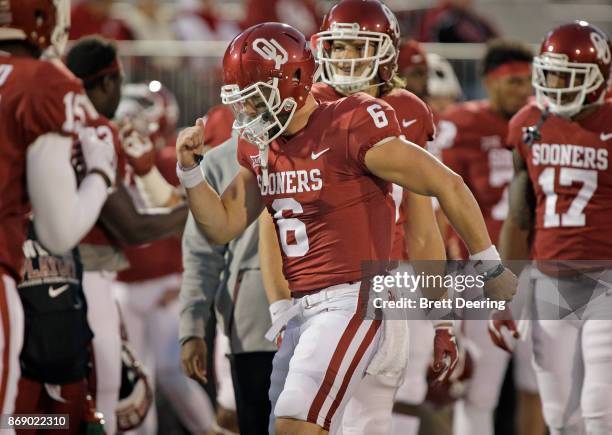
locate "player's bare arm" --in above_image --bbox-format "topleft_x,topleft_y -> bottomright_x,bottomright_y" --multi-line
365,138 -> 492,255
176,122 -> 265,244
499,149 -> 534,263
366,137 -> 517,301
258,212 -> 291,304
99,183 -> 189,245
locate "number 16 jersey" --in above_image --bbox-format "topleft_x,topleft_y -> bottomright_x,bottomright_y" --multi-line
237,93 -> 401,292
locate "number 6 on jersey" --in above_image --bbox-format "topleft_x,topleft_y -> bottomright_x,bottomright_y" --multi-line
272,198 -> 310,257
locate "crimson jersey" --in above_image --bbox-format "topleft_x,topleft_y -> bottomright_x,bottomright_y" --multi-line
437,100 -> 513,258
237,93 -> 401,292
311,83 -> 436,260
508,101 -> 612,260
80,118 -> 126,247
0,56 -> 98,280
117,146 -> 182,283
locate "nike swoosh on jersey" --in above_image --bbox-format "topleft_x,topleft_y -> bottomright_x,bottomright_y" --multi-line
600,132 -> 612,141
48,284 -> 69,298
402,119 -> 417,128
311,148 -> 331,160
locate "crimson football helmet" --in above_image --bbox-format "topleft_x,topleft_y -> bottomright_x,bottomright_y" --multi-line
116,341 -> 153,431
398,39 -> 427,72
533,21 -> 611,117
0,0 -> 70,58
312,0 -> 400,94
115,81 -> 179,148
221,22 -> 315,180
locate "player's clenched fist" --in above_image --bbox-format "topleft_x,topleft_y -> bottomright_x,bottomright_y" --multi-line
176,118 -> 205,168
180,337 -> 208,384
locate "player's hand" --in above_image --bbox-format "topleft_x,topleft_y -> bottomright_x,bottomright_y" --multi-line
176,118 -> 205,168
180,337 -> 207,384
269,299 -> 292,349
80,127 -> 117,187
483,266 -> 518,302
120,123 -> 156,176
431,322 -> 458,383
488,308 -> 520,353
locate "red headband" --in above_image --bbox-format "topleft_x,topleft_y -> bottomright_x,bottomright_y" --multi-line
486,61 -> 531,80
82,57 -> 122,86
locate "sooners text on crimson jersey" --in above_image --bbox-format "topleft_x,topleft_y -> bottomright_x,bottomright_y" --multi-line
311,82 -> 435,260
0,56 -> 98,280
237,93 -> 401,292
507,100 -> 612,260
436,100 -> 514,257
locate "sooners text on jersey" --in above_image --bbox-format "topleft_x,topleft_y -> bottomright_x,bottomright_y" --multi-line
237,93 -> 401,292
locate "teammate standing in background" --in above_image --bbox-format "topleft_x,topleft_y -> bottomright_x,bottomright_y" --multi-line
304,2 -> 453,434
0,1 -> 117,425
112,83 -> 215,435
501,21 -> 612,435
434,39 -> 546,435
397,39 -> 429,101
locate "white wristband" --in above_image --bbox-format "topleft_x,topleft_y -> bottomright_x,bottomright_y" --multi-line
469,245 -> 501,262
176,162 -> 204,189
269,299 -> 292,324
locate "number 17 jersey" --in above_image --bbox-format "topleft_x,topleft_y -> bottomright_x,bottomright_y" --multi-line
237,93 -> 401,292
507,101 -> 612,260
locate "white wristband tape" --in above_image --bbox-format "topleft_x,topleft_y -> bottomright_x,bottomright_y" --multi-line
176,162 -> 204,189
469,245 -> 501,262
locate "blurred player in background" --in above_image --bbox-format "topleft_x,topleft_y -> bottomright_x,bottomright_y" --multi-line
397,39 -> 429,101
0,1 -> 117,425
502,21 -> 612,435
112,82 -> 215,435
434,39 -> 545,435
65,36 -> 188,434
426,53 -> 464,116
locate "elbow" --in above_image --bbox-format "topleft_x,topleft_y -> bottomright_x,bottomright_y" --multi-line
194,221 -> 231,245
447,171 -> 467,196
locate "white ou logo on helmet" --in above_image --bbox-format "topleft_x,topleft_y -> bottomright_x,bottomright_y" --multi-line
381,4 -> 400,39
590,32 -> 611,65
252,38 -> 289,69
